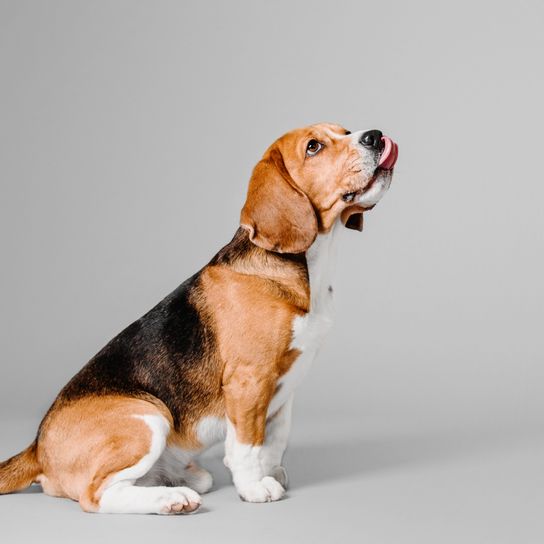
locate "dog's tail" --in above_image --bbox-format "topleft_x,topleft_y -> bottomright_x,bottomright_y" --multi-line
0,442 -> 41,494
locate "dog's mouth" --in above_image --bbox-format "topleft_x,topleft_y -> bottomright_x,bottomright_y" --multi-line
341,135 -> 398,231
377,135 -> 399,171
363,135 -> 399,194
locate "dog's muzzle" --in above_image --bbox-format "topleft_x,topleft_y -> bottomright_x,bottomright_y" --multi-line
341,133 -> 399,231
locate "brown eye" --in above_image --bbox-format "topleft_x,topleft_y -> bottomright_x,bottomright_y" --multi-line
306,139 -> 323,156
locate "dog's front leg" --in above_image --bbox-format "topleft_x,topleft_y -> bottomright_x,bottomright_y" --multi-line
223,372 -> 286,502
261,394 -> 293,488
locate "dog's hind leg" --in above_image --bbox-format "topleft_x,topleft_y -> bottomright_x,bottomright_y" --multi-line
38,396 -> 201,514
136,446 -> 213,494
90,414 -> 201,514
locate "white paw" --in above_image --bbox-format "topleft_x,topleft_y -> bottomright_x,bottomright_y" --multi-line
237,476 -> 285,503
270,465 -> 289,489
158,487 -> 202,514
183,462 -> 214,494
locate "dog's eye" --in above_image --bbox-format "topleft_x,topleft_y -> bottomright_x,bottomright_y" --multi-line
342,191 -> 357,202
306,140 -> 323,156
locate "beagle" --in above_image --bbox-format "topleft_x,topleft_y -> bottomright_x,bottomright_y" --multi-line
0,123 -> 398,513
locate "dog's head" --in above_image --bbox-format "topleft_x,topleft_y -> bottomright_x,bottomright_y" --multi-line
240,123 -> 398,253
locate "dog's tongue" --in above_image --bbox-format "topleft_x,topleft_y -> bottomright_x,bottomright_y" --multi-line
378,136 -> 399,170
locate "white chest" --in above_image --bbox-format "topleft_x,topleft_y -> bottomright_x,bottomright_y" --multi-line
268,225 -> 340,414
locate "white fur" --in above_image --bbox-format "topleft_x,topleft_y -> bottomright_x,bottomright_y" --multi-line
351,129 -> 380,180
348,129 -> 394,207
98,414 -> 201,514
90,127 -> 393,513
225,225 -> 342,502
352,128 -> 393,207
99,483 -> 201,515
106,415 -> 169,488
135,445 -> 213,494
136,445 -> 192,487
197,416 -> 226,447
182,458 -> 214,494
136,417 -> 224,494
98,143 -> 389,510
269,223 -> 340,415
224,418 -> 286,502
357,170 -> 392,207
262,395 -> 292,486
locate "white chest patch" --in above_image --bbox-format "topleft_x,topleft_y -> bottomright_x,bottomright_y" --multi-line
268,225 -> 340,415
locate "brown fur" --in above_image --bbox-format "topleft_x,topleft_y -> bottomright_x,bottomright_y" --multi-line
36,396 -> 168,511
241,147 -> 318,253
0,442 -> 40,494
243,123 -> 369,236
200,260 -> 307,445
1,123 -> 374,511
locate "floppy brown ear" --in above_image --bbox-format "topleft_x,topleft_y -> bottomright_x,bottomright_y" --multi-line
240,148 -> 318,253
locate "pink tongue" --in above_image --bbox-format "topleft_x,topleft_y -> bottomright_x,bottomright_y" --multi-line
378,136 -> 398,170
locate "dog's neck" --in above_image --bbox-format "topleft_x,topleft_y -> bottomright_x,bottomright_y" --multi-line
305,221 -> 341,311
210,228 -> 310,310
210,224 -> 341,313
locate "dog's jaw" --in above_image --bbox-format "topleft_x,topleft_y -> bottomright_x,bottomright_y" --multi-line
357,169 -> 393,208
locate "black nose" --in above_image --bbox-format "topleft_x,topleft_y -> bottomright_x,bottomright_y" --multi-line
359,129 -> 383,150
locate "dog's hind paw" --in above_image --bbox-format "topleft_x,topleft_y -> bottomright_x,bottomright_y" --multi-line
183,461 -> 213,494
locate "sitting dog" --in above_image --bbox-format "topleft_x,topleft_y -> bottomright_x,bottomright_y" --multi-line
0,123 -> 398,514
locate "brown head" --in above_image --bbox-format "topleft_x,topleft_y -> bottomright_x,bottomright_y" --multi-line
240,123 -> 398,253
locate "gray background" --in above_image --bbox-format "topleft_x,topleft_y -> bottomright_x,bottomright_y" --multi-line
1,1 -> 543,542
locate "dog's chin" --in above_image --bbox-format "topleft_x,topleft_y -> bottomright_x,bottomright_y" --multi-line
359,168 -> 392,206
341,168 -> 393,232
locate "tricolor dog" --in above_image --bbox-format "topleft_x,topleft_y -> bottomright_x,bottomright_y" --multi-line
0,123 -> 398,514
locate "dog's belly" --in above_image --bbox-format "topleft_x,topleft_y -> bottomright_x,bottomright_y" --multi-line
196,415 -> 227,447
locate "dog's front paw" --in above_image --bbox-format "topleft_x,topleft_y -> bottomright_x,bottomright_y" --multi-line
236,476 -> 285,503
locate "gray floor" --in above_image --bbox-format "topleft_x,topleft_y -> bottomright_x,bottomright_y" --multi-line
1,411 -> 542,544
